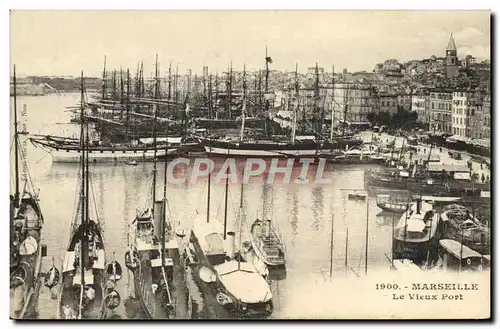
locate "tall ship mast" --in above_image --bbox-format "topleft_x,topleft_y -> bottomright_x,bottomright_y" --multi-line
197,52 -> 362,158
29,57 -> 183,163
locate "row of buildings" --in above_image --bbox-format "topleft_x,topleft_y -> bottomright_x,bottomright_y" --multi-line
273,33 -> 491,140
412,89 -> 490,140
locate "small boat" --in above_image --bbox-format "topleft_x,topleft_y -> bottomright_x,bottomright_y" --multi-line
376,194 -> 409,213
250,219 -> 286,267
126,160 -> 138,166
348,191 -> 367,201
437,239 -> 484,272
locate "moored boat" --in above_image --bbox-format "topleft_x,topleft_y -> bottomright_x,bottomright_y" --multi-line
376,194 -> 409,213
440,204 -> 490,254
250,219 -> 286,267
10,66 -> 47,319
56,73 -> 121,319
436,239 -> 485,272
188,223 -> 274,318
30,135 -> 181,163
392,199 -> 441,263
348,191 -> 368,201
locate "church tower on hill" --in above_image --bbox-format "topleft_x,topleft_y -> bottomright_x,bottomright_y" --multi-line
445,33 -> 460,78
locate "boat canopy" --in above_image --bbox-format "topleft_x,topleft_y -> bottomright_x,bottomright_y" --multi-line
406,219 -> 426,232
215,260 -> 272,304
439,239 -> 482,259
214,260 -> 256,275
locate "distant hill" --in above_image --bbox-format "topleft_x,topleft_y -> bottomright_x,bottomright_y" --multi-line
25,76 -> 102,92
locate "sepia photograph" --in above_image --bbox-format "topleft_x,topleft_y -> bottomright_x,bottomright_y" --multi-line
9,9 -> 491,320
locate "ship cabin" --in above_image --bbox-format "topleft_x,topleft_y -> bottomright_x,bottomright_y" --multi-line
438,239 -> 484,272
394,200 -> 438,242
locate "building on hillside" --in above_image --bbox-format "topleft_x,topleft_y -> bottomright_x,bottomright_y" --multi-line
429,90 -> 453,133
328,82 -> 376,125
411,94 -> 430,127
445,33 -> 460,79
376,93 -> 398,115
470,93 -> 490,140
451,91 -> 479,138
397,94 -> 412,111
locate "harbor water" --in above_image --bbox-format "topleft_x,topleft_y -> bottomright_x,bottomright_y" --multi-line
13,93 -> 399,319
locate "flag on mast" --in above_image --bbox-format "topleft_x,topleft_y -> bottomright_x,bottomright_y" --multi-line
266,56 -> 273,64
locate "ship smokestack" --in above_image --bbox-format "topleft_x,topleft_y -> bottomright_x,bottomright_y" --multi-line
226,231 -> 236,259
416,197 -> 422,215
153,200 -> 165,241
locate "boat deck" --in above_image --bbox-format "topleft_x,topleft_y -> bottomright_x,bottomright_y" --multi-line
135,248 -> 189,319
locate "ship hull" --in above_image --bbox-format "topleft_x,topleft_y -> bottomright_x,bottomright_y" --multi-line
50,148 -> 175,163
200,137 -> 362,158
10,197 -> 44,319
31,138 -> 178,163
205,146 -> 322,158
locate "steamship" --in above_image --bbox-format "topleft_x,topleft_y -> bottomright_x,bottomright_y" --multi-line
392,199 -> 442,263
186,223 -> 273,318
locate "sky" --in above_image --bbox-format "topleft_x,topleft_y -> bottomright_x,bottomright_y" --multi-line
10,10 -> 491,77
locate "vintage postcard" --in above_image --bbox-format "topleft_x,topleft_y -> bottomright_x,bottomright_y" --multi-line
9,10 -> 491,320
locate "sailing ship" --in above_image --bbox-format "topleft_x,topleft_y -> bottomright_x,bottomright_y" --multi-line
29,134 -> 181,163
10,65 -> 47,319
57,72 -> 121,319
392,198 -> 442,263
30,59 -> 183,163
125,56 -> 187,319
